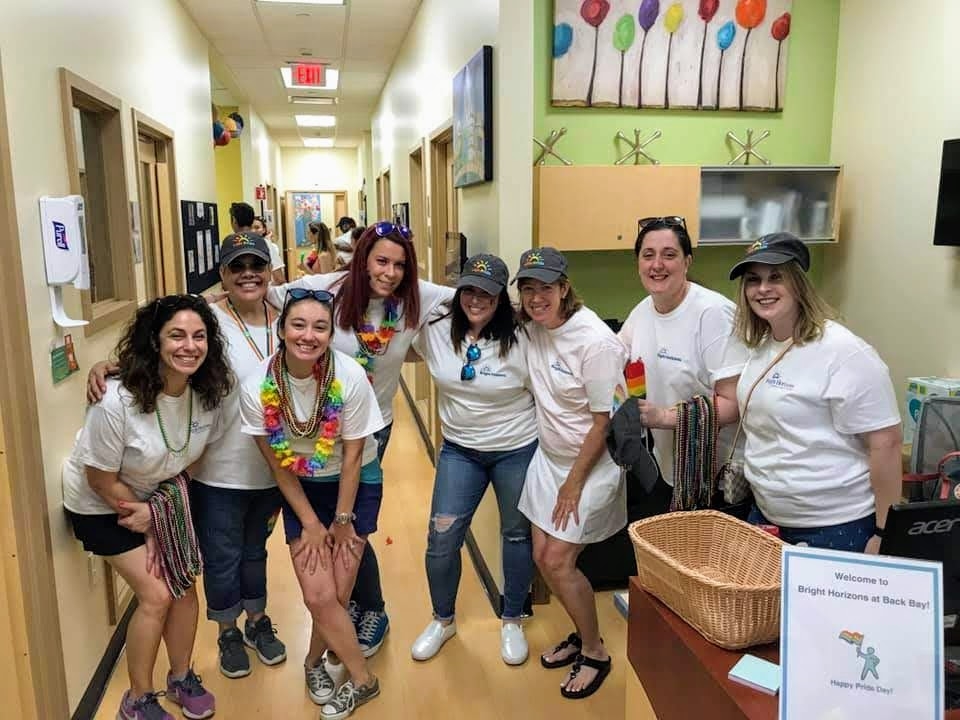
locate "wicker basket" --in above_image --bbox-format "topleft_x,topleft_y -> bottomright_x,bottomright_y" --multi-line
629,510 -> 783,650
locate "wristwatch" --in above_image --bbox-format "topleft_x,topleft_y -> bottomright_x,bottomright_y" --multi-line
873,523 -> 885,538
334,512 -> 356,526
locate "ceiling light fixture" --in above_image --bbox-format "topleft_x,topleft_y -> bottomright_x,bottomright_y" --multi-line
295,114 -> 336,128
281,66 -> 339,90
290,96 -> 337,105
303,138 -> 335,148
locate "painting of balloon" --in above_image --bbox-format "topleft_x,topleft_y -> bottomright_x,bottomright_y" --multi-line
552,0 -> 792,111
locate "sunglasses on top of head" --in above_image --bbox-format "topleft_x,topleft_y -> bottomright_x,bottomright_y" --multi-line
638,216 -> 687,234
284,288 -> 335,308
373,221 -> 412,241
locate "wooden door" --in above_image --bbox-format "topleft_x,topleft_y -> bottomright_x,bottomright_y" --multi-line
334,192 -> 347,225
138,136 -> 180,297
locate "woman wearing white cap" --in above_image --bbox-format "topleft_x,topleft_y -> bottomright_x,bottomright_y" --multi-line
514,247 -> 626,700
409,253 -> 538,665
729,232 -> 902,552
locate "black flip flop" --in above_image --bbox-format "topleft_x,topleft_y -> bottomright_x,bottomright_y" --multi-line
540,632 -> 582,669
560,654 -> 612,700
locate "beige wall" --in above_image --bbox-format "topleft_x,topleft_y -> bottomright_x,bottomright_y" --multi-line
0,1 -> 216,710
241,103 -> 284,208
826,0 -> 960,405
281,147 -> 361,198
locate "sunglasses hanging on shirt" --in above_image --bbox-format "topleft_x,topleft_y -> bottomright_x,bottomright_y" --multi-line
460,343 -> 481,381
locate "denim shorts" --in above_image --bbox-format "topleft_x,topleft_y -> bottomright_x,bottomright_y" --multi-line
281,460 -> 383,543
747,505 -> 876,552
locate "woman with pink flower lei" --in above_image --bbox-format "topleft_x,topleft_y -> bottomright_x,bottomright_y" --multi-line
239,288 -> 385,720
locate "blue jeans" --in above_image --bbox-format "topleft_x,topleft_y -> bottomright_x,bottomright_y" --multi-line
747,506 -> 876,552
351,423 -> 393,613
191,482 -> 282,623
426,439 -> 537,620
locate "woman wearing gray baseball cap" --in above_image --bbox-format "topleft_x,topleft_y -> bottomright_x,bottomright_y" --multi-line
409,253 -> 538,666
513,247 -> 627,700
730,233 -> 902,553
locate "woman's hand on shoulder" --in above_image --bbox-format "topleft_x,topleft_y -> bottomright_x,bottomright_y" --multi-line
87,361 -> 120,403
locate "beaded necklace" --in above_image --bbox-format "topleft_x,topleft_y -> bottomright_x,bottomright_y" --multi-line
671,395 -> 718,511
354,297 -> 399,382
225,298 -> 274,361
148,471 -> 202,599
260,351 -> 344,476
155,390 -> 193,457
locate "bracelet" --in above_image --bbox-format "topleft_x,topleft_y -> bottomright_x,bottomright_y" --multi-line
873,524 -> 885,538
334,511 -> 356,526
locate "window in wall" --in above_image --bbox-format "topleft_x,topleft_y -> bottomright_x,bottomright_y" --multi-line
60,69 -> 134,334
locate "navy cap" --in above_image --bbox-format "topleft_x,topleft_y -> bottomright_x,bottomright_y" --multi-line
457,253 -> 508,295
729,232 -> 811,279
219,231 -> 271,267
511,247 -> 568,285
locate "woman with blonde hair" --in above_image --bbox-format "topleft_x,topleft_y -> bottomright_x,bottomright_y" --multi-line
729,232 -> 902,553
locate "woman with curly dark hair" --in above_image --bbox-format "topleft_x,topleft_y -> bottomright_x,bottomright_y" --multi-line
63,294 -> 231,720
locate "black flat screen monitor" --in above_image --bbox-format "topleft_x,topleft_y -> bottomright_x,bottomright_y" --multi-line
934,139 -> 960,246
880,500 -> 960,643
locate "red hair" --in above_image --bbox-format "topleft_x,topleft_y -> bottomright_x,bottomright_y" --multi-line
333,224 -> 420,331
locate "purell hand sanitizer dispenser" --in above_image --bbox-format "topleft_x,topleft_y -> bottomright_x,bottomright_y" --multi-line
39,195 -> 89,327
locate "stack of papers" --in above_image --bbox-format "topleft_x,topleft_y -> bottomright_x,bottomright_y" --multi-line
728,654 -> 781,695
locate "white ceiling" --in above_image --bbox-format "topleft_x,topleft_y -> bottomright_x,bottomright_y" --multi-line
182,0 -> 422,148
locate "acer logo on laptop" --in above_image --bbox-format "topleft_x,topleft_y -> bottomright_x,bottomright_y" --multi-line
908,518 -> 960,536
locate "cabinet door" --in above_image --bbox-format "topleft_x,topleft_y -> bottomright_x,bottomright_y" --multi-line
534,165 -> 701,251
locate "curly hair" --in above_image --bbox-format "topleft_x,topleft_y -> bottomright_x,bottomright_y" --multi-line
115,295 -> 233,413
332,224 -> 421,332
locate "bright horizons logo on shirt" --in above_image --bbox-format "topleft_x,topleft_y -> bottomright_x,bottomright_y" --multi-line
656,347 -> 683,363
766,371 -> 795,391
550,358 -> 574,376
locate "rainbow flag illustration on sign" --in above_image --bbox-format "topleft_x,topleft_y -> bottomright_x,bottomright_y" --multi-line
838,630 -> 864,647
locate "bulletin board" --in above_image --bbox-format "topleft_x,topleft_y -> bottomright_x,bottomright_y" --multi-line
180,200 -> 220,294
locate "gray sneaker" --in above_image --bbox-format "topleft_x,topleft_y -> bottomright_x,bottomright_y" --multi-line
217,627 -> 251,679
244,615 -> 287,665
305,662 -> 336,705
320,677 -> 381,720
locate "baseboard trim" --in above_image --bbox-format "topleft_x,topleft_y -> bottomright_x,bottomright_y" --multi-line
398,376 -> 435,465
71,597 -> 137,720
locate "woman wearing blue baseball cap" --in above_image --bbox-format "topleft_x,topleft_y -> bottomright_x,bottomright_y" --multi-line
729,233 -> 902,553
409,253 -> 538,665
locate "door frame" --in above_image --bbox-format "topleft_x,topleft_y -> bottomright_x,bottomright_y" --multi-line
0,57 -> 70,720
281,190 -> 348,273
132,109 -> 183,296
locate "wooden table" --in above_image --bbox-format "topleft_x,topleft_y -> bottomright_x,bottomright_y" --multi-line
627,578 -> 959,719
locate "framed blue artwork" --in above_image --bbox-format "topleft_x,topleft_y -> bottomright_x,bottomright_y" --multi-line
453,45 -> 493,188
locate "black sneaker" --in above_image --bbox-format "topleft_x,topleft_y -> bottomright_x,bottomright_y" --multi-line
244,615 -> 287,666
218,627 -> 251,679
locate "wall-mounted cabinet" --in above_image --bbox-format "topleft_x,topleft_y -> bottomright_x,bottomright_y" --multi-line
533,165 -> 842,251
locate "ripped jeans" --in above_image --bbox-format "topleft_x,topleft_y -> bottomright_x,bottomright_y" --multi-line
425,439 -> 538,621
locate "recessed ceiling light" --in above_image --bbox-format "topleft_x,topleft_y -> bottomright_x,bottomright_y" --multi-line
281,66 -> 339,91
303,138 -> 335,148
258,1 -> 345,5
290,96 -> 337,105
295,114 -> 336,128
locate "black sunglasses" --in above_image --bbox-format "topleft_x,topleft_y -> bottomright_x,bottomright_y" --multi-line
638,216 -> 687,233
460,343 -> 481,381
227,258 -> 269,273
374,221 -> 412,241
284,288 -> 335,307
150,293 -> 207,323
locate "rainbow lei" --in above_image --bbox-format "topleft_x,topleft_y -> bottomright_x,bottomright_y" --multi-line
354,296 -> 399,382
260,354 -> 344,476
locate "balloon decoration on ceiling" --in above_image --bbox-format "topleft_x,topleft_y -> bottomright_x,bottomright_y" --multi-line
212,109 -> 245,148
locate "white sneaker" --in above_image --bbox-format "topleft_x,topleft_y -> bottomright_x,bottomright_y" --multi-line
411,620 -> 457,661
323,650 -> 348,688
500,623 -> 528,665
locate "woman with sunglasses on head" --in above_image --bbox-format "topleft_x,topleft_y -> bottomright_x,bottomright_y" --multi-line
513,247 -> 626,700
408,254 -> 538,665
617,216 -> 749,514
63,295 -> 231,720
266,221 -> 452,666
88,233 -> 290,682
239,288 -> 385,719
728,233 -> 901,553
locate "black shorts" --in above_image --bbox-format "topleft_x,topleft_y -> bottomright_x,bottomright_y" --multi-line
67,510 -> 145,556
282,461 -> 383,543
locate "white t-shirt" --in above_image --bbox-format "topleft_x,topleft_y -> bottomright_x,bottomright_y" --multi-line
268,273 -> 454,424
239,349 -> 384,479
738,321 -> 901,527
412,309 -> 538,451
62,380 -> 225,515
618,283 -> 748,485
192,303 -> 279,490
526,307 -> 626,460
268,240 -> 284,271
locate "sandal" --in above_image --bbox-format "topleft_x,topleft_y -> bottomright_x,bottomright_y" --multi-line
540,632 -> 582,669
560,654 -> 612,700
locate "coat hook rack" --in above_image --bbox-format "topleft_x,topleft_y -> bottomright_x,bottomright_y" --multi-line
727,129 -> 771,165
533,128 -> 573,166
615,129 -> 662,165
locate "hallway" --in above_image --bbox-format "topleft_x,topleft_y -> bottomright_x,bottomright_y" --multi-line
94,392 -> 628,719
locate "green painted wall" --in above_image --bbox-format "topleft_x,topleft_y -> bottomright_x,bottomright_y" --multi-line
534,0 -> 840,320
215,106 -> 242,240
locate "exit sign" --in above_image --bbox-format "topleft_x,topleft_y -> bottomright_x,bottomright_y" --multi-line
292,63 -> 325,87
